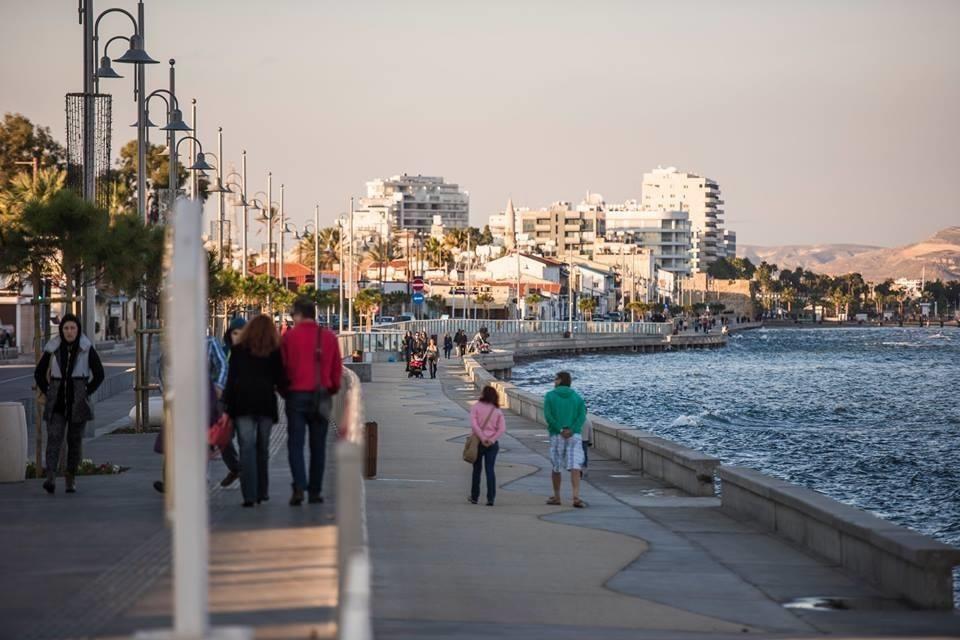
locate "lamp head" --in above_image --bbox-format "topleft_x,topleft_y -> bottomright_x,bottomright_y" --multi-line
189,152 -> 216,172
160,108 -> 192,132
96,56 -> 123,79
114,34 -> 159,65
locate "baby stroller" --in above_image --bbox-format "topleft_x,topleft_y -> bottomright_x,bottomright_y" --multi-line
408,355 -> 426,378
477,342 -> 492,354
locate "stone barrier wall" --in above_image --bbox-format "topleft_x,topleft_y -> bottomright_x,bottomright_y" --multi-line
720,466 -> 960,609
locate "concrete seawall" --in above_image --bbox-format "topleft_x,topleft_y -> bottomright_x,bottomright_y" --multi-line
461,344 -> 960,609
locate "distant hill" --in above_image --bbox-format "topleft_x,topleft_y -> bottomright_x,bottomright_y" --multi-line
738,227 -> 960,281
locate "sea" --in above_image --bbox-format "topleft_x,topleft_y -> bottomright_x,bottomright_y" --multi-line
510,326 -> 960,605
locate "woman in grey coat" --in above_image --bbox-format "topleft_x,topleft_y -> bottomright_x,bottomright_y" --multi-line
33,313 -> 105,494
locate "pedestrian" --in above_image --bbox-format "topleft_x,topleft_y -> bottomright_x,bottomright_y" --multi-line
403,331 -> 414,371
443,333 -> 453,359
543,371 -> 587,508
33,313 -> 105,494
155,332 -> 228,495
224,315 -> 287,507
218,316 -> 247,487
281,297 -> 342,506
468,385 -> 506,506
425,338 -> 439,379
456,330 -> 468,357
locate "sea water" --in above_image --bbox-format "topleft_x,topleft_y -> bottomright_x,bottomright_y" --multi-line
511,326 -> 960,604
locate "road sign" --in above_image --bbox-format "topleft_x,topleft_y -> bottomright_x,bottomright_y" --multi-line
412,277 -> 424,292
412,292 -> 425,304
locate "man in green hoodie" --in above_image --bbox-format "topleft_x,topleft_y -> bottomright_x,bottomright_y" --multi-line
543,371 -> 587,507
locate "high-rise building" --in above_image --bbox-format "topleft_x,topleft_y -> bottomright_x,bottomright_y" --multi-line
597,201 -> 692,275
641,166 -> 724,273
359,174 -> 469,234
721,229 -> 737,260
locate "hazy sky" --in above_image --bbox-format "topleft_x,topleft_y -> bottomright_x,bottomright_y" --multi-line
2,0 -> 958,247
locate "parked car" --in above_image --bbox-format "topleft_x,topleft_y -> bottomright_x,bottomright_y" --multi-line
375,316 -> 396,325
395,314 -> 414,323
606,312 -> 623,322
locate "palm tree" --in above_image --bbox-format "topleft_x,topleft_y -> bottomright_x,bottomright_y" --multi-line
0,167 -> 65,222
525,292 -> 544,320
354,288 -> 382,332
626,300 -> 648,322
366,240 -> 396,286
317,226 -> 341,269
475,292 -> 495,319
578,297 -> 597,320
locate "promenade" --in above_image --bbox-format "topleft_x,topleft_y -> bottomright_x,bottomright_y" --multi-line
0,405 -> 338,640
363,356 -> 960,639
2,336 -> 959,639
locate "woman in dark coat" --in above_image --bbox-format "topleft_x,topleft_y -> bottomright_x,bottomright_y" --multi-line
33,313 -> 105,494
223,314 -> 288,507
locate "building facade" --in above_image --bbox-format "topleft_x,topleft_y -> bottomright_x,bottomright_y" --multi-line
598,203 -> 692,275
641,166 -> 724,273
360,174 -> 469,235
519,200 -> 602,257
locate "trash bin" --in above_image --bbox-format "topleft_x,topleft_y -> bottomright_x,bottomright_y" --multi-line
0,402 -> 28,483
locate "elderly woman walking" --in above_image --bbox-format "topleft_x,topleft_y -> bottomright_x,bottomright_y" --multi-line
33,313 -> 105,494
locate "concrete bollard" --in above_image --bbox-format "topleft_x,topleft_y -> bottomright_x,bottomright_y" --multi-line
0,403 -> 28,482
364,421 -> 378,479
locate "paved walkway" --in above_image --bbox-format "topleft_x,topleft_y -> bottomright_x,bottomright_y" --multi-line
0,403 -> 337,640
364,356 -> 960,639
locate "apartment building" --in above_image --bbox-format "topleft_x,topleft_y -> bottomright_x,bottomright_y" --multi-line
519,199 -> 602,257
597,202 -> 692,275
641,166 -> 724,272
358,174 -> 469,235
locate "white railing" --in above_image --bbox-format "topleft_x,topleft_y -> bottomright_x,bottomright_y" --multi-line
377,318 -> 671,337
338,330 -> 406,357
334,366 -> 372,640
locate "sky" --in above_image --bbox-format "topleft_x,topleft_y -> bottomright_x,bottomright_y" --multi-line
2,0 -> 959,248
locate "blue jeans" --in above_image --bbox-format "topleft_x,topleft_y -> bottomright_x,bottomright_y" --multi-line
235,415 -> 273,504
471,441 -> 499,504
285,391 -> 331,494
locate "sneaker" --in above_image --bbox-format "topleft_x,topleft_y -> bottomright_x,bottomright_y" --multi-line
467,497 -> 478,505
257,496 -> 270,504
153,480 -> 165,494
65,474 -> 76,493
42,473 -> 55,495
308,493 -> 324,504
220,470 -> 240,488
242,501 -> 255,508
289,487 -> 304,506
486,501 -> 494,506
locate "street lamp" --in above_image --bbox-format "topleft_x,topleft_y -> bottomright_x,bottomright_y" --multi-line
158,60 -> 192,214
89,0 -> 158,222
295,220 -> 319,290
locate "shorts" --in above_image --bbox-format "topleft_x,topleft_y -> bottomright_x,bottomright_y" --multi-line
549,433 -> 584,473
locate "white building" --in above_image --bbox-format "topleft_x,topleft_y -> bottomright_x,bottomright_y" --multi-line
641,166 -> 725,273
598,202 -> 692,275
721,229 -> 737,260
360,174 -> 469,234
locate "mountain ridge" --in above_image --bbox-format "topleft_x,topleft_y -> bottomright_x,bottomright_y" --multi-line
738,227 -> 960,281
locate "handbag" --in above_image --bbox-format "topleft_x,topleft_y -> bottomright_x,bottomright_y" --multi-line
463,406 -> 495,464
208,413 -> 233,450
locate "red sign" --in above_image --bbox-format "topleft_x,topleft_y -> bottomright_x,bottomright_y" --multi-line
412,277 -> 424,292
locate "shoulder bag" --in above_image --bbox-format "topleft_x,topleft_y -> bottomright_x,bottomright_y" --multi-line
463,406 -> 495,464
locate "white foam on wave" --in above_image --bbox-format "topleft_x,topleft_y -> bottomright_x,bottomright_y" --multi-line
671,414 -> 701,427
